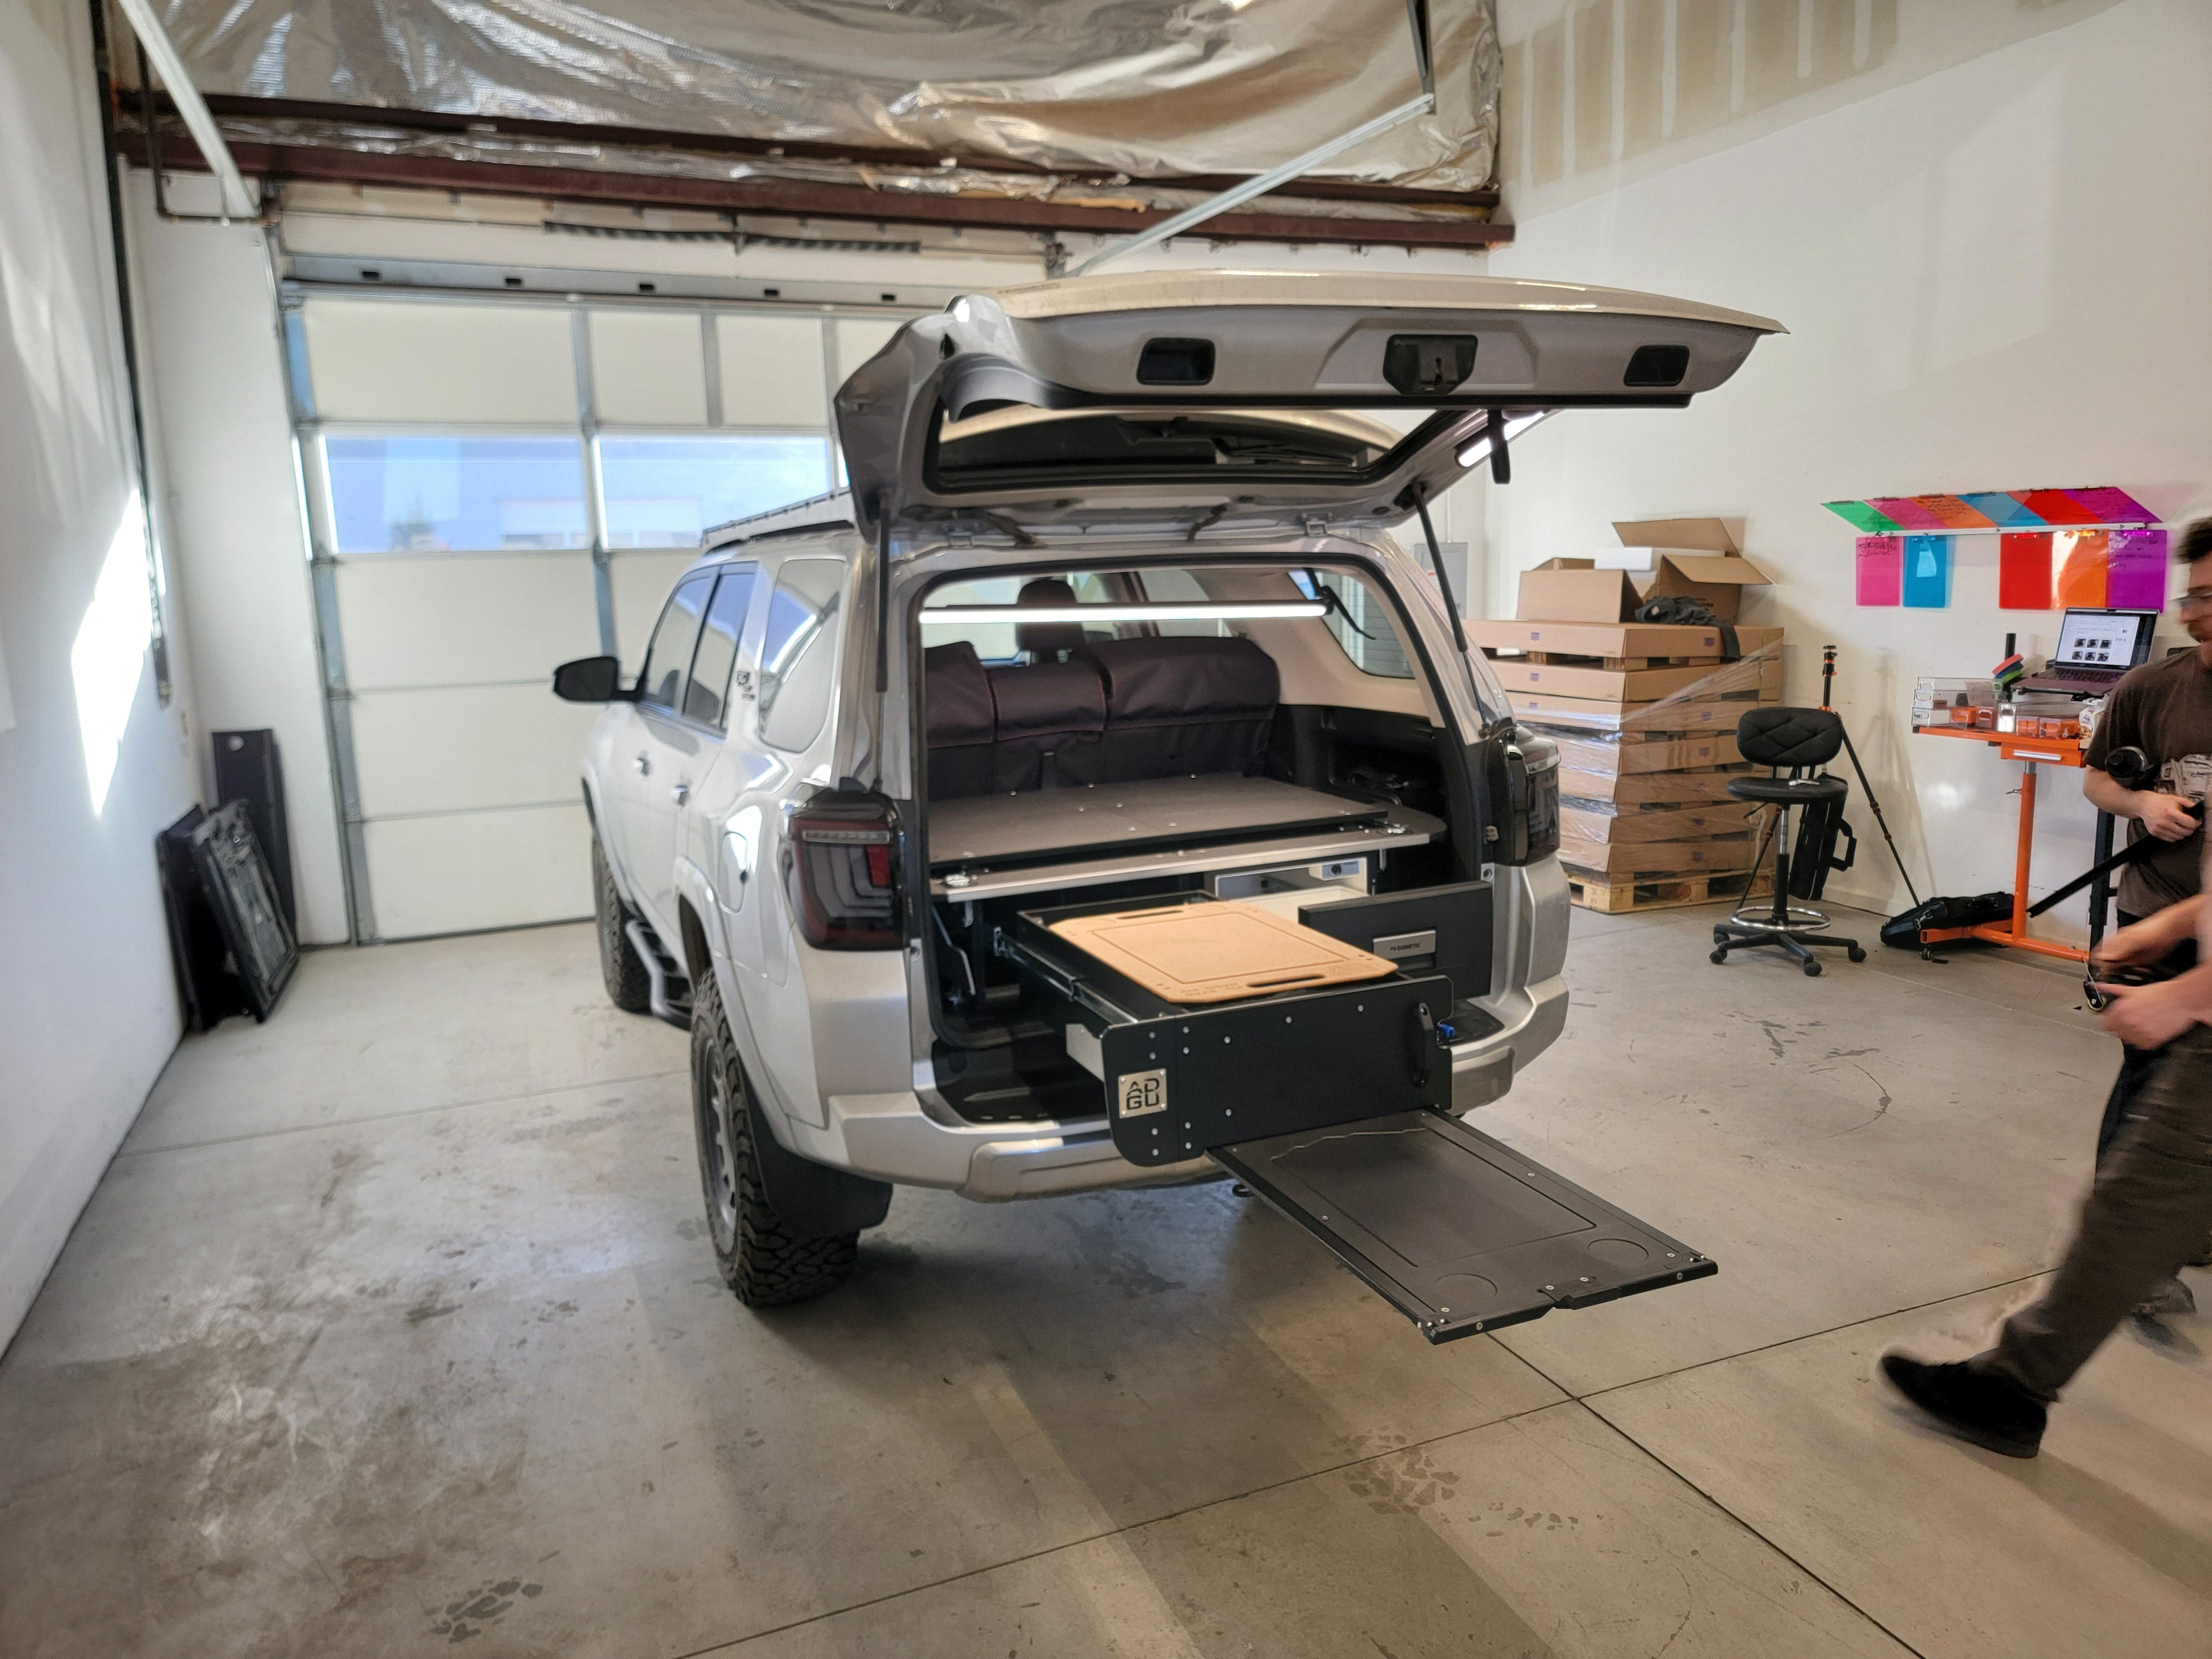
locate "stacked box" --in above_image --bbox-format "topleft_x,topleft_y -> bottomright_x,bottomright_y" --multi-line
1472,618 -> 1785,912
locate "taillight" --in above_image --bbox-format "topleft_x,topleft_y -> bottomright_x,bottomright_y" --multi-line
785,793 -> 902,949
1481,729 -> 1561,864
1513,733 -> 1561,861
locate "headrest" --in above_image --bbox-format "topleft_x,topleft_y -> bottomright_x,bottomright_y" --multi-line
1736,706 -> 1844,768
1015,577 -> 1086,660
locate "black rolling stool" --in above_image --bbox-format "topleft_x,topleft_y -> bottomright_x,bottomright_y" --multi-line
1710,707 -> 1866,976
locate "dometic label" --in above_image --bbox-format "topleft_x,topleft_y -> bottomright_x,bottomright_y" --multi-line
1117,1070 -> 1168,1118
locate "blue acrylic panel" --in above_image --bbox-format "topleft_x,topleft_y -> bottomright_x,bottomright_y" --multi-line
1901,533 -> 1953,608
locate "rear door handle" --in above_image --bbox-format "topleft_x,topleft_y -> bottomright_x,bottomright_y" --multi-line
671,782 -> 690,806
633,753 -> 651,775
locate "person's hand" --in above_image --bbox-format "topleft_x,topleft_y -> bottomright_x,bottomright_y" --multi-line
2134,791 -> 2201,842
2095,916 -> 2181,971
2095,977 -> 2202,1047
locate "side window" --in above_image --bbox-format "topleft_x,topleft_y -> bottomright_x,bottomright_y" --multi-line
684,565 -> 757,727
639,573 -> 713,708
1290,568 -> 1414,678
758,557 -> 847,752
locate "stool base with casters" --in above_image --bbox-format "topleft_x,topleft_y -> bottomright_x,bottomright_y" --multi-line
1710,710 -> 1865,976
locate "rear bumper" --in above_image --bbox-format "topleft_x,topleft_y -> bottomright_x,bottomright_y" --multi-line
775,968 -> 1566,1201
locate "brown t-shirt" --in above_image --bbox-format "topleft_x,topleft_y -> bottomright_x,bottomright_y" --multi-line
2085,649 -> 2212,914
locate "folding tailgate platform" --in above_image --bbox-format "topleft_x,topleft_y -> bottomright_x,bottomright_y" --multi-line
1213,1115 -> 1715,1343
1001,891 -> 1716,1343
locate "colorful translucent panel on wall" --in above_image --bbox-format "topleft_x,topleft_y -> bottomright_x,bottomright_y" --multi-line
1825,487 -> 2158,534
1901,535 -> 1952,608
2109,528 -> 2169,608
1855,535 -> 1902,606
1993,527 -> 2169,611
1998,532 -> 2053,609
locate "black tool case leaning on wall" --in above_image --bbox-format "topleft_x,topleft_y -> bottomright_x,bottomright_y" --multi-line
998,884 -> 1715,1344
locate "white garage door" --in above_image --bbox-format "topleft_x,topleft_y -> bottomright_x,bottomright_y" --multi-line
294,294 -> 905,941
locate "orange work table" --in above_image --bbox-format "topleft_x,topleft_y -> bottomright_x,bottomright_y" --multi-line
1912,724 -> 2094,963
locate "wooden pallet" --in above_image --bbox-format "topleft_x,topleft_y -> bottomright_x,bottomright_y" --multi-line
1566,869 -> 1772,915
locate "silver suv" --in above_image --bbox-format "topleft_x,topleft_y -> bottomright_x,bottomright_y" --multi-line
556,270 -> 1776,1334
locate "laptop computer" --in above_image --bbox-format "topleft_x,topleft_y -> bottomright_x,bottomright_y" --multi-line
2017,608 -> 2160,695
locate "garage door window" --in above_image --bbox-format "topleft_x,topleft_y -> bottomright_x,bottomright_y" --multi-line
684,567 -> 757,728
325,435 -> 589,554
640,574 -> 714,710
600,436 -> 833,549
758,559 -> 846,752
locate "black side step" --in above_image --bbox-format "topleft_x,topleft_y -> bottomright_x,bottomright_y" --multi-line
1214,1111 -> 1715,1344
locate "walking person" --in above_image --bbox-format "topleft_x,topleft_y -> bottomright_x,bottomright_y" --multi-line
1881,893 -> 2212,1457
2079,518 -> 2212,1313
1881,523 -> 2212,1458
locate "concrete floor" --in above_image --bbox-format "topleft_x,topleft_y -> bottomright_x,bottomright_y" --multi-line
3,902 -> 2209,1657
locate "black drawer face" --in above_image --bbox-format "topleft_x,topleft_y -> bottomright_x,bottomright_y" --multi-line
1097,973 -> 1455,1166
1296,880 -> 1493,1004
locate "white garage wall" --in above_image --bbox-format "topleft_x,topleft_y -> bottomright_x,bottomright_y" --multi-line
126,178 -> 352,946
1484,0 -> 2212,933
0,0 -> 204,1344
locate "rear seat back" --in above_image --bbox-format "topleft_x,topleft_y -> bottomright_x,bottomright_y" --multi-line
987,660 -> 1105,792
1077,636 -> 1280,782
921,641 -> 995,799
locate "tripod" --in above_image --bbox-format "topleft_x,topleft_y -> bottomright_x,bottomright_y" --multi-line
1819,646 -> 1923,909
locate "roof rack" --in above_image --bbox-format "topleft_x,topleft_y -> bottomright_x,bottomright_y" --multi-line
702,488 -> 858,547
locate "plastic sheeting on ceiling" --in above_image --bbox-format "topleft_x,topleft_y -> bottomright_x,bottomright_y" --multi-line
150,0 -> 1500,191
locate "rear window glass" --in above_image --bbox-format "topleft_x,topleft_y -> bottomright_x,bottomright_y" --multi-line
1291,569 -> 1414,678
758,558 -> 846,752
917,570 -> 1119,662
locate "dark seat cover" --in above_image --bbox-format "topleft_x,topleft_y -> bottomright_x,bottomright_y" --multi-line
987,659 -> 1107,791
922,641 -> 995,799
1735,707 -> 1845,768
1078,635 -> 1280,781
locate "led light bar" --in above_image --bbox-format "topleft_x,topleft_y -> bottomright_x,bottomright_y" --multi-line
1456,411 -> 1553,467
921,602 -> 1327,624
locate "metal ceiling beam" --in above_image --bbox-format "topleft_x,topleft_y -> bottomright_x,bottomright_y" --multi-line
111,0 -> 257,219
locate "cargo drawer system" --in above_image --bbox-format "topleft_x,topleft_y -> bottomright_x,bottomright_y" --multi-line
1000,890 -> 1715,1342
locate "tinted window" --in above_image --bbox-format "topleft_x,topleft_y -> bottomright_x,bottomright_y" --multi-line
1290,568 -> 1413,678
639,573 -> 713,708
758,558 -> 846,752
684,566 -> 757,727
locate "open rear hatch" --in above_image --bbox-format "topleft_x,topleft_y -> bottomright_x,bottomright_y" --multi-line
834,269 -> 1782,538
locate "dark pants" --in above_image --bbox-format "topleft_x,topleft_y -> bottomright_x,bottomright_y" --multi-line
2094,910 -> 2198,1164
1976,1025 -> 2212,1401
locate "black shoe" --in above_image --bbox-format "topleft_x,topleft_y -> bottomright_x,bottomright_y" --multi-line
1879,1353 -> 2046,1458
2134,1275 -> 2196,1318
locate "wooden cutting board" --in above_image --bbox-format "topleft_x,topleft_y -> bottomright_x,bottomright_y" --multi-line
1047,900 -> 1396,1005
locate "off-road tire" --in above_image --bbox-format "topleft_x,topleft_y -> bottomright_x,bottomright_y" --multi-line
690,971 -> 858,1307
593,832 -> 652,1014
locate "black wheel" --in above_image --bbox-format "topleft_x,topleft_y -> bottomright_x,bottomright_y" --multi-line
593,832 -> 652,1014
1848,946 -> 1867,963
1710,949 -> 1728,964
691,970 -> 858,1307
1803,959 -> 1823,977
1712,927 -> 1727,944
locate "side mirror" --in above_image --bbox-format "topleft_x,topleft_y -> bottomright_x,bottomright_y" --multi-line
552,655 -> 632,703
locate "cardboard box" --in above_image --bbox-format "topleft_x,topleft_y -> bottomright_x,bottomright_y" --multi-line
1558,766 -> 1753,805
1558,833 -> 1758,878
1491,660 -> 1728,703
1516,521 -> 1772,624
1516,560 -> 1641,624
1474,619 -> 1783,661
1613,518 -> 1739,554
1546,733 -> 1746,775
1561,802 -> 1767,844
1642,551 -> 1771,623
